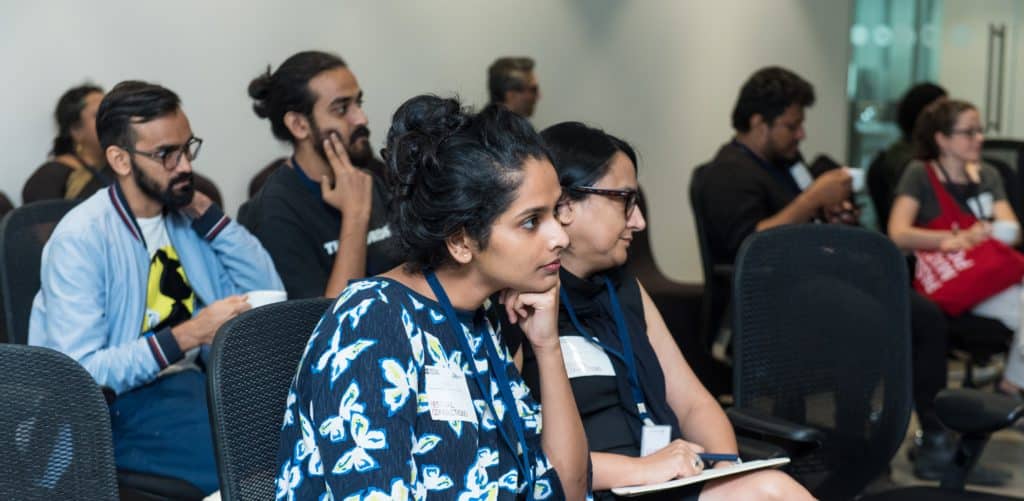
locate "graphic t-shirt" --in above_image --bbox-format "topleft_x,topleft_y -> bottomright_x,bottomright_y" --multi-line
137,214 -> 198,373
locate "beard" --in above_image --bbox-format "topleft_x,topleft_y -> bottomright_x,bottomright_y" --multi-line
132,159 -> 195,209
309,116 -> 373,168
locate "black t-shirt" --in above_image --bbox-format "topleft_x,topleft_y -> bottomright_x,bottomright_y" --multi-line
697,142 -> 802,266
240,159 -> 400,299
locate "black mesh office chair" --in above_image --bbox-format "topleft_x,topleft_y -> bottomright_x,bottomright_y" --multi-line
728,225 -> 1023,499
0,199 -> 77,344
0,344 -> 119,499
207,297 -> 333,500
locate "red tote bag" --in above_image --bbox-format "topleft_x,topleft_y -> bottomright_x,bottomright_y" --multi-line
912,162 -> 1024,316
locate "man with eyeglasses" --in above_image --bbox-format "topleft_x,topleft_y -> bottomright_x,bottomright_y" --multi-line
241,50 -> 399,299
29,80 -> 283,495
488,56 -> 540,118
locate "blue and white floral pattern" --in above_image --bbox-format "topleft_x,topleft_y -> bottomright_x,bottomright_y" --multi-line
276,278 -> 565,500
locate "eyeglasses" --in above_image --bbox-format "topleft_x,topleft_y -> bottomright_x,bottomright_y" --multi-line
567,186 -> 639,218
128,136 -> 203,170
950,127 -> 985,138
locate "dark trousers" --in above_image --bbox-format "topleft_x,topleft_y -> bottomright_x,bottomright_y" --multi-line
109,369 -> 219,494
909,290 -> 948,433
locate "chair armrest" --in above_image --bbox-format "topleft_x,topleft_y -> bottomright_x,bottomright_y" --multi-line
736,435 -> 788,461
101,386 -> 116,405
727,407 -> 824,455
711,264 -> 734,279
934,388 -> 1024,435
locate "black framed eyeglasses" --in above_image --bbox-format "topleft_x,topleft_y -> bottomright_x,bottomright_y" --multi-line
567,186 -> 639,218
128,136 -> 203,170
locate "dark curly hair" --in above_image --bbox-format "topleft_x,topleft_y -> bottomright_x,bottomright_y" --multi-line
52,83 -> 103,156
731,66 -> 815,132
383,97 -> 549,271
912,99 -> 977,160
540,121 -> 637,200
249,51 -> 347,144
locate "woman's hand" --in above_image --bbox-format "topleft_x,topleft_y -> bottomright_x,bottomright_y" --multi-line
501,282 -> 560,352
939,221 -> 991,252
636,439 -> 707,484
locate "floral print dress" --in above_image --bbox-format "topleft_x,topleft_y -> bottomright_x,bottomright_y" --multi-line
276,278 -> 566,500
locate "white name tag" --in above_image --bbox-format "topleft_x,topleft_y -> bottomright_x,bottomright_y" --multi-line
560,336 -> 616,379
967,192 -> 994,218
789,162 -> 813,190
424,365 -> 477,423
640,425 -> 672,457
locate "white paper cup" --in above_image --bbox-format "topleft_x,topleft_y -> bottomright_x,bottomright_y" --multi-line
992,220 -> 1020,245
246,290 -> 287,308
845,167 -> 865,192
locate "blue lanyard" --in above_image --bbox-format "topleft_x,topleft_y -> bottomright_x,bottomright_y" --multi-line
559,276 -> 655,426
730,140 -> 801,196
424,271 -> 535,492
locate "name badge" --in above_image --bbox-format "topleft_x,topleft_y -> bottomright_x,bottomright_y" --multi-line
789,162 -> 813,190
560,336 -> 616,379
424,365 -> 477,423
640,424 -> 672,457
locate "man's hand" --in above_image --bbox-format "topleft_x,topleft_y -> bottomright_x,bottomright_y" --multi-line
806,168 -> 853,209
320,132 -> 372,222
171,295 -> 251,352
824,200 -> 860,225
182,191 -> 213,220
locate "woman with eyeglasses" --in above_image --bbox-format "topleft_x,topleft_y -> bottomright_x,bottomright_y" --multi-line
275,97 -> 589,500
889,99 -> 1024,397
515,122 -> 812,500
23,84 -> 113,204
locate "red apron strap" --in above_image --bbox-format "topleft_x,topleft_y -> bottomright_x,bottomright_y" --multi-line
923,161 -> 977,229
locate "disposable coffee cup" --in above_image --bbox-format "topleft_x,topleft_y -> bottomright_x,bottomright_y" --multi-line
246,290 -> 287,308
845,167 -> 865,192
991,220 -> 1020,245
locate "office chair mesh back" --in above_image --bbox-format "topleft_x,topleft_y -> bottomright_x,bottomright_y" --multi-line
0,344 -> 118,499
0,199 -> 78,344
732,225 -> 912,499
207,297 -> 333,500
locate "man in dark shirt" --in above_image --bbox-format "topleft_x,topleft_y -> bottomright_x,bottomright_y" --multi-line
695,67 -> 976,483
697,67 -> 852,266
241,51 -> 398,299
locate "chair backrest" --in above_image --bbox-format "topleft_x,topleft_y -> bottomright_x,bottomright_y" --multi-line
732,225 -> 912,499
865,150 -> 892,234
0,344 -> 118,499
207,297 -> 333,501
689,163 -> 731,348
0,199 -> 78,344
625,187 -> 667,288
982,139 -> 1024,174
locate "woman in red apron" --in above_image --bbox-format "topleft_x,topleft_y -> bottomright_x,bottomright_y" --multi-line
888,99 -> 1024,397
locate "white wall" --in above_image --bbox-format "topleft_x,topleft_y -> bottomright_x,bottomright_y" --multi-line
0,0 -> 851,282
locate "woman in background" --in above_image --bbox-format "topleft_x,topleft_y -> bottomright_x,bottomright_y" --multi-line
23,84 -> 112,204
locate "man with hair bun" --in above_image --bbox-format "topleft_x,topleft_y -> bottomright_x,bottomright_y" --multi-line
242,50 -> 399,299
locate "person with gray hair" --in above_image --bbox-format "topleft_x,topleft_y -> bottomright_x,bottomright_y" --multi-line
488,56 -> 540,117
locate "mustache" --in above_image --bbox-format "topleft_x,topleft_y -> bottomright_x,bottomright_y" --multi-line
349,126 -> 370,144
170,172 -> 194,187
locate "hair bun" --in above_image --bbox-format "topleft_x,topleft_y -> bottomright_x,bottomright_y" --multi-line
247,68 -> 273,118
384,95 -> 472,197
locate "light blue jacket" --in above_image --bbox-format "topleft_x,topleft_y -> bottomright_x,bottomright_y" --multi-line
29,184 -> 284,394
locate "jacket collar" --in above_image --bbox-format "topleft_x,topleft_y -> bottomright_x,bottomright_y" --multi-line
107,183 -> 147,247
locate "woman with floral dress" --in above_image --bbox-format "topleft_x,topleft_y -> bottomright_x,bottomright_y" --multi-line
275,96 -> 589,500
